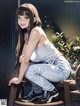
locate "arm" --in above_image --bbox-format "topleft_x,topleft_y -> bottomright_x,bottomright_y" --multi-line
22,43 -> 27,55
18,29 -> 41,81
22,33 -> 28,55
9,28 -> 41,85
19,43 -> 27,63
19,33 -> 28,63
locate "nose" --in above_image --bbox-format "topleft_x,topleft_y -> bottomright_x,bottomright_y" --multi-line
20,23 -> 25,26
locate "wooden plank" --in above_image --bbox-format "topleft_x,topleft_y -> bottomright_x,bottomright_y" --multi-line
70,90 -> 80,101
14,100 -> 64,106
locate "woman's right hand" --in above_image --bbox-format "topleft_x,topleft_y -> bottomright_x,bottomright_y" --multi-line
19,55 -> 24,63
8,77 -> 21,86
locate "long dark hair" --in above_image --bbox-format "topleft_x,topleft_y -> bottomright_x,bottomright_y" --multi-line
15,3 -> 42,69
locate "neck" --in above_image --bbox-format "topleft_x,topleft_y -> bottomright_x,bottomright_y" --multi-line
27,25 -> 30,31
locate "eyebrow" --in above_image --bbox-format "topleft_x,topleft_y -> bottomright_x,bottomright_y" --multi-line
18,15 -> 29,18
24,16 -> 29,18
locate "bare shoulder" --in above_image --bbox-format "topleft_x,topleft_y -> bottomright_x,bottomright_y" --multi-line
29,27 -> 49,46
31,26 -> 46,36
29,27 -> 42,41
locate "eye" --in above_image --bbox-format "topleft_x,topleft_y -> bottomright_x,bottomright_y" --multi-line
18,16 -> 21,19
24,16 -> 29,19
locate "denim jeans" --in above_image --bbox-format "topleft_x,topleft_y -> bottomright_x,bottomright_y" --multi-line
25,59 -> 71,92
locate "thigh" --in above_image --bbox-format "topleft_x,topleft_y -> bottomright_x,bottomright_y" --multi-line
26,63 -> 68,82
34,63 -> 65,82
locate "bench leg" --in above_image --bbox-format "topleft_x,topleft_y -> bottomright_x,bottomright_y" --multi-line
64,80 -> 71,106
8,84 -> 17,106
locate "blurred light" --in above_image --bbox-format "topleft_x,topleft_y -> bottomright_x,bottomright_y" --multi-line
47,25 -> 49,27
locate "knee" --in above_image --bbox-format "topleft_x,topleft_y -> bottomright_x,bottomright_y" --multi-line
24,65 -> 35,80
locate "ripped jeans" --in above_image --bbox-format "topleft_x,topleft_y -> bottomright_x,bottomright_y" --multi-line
25,59 -> 71,93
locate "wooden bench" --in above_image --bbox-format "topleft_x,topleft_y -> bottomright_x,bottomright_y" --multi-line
9,79 -> 80,106
64,65 -> 80,106
8,81 -> 65,106
8,64 -> 80,106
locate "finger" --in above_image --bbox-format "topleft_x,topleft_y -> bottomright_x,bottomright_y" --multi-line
8,82 -> 11,86
8,81 -> 12,86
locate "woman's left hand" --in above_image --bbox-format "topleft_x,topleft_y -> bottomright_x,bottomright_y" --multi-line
8,77 -> 21,86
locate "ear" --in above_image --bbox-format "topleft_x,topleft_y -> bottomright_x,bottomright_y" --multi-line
34,17 -> 36,23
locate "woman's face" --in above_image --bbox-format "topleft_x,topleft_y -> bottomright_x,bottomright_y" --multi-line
18,15 -> 30,29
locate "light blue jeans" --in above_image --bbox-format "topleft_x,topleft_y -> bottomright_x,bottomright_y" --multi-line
25,59 -> 71,93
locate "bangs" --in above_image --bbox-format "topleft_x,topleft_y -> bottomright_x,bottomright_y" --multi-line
17,6 -> 29,16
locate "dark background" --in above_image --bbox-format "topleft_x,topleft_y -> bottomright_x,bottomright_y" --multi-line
0,0 -> 80,103
0,0 -> 18,100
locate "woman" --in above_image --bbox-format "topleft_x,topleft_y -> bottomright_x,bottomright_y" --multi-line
9,3 -> 71,103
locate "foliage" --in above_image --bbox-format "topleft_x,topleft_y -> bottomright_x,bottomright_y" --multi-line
45,27 -> 54,42
45,28 -> 80,70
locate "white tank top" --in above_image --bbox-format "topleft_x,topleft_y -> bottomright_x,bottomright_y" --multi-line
30,43 -> 62,64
